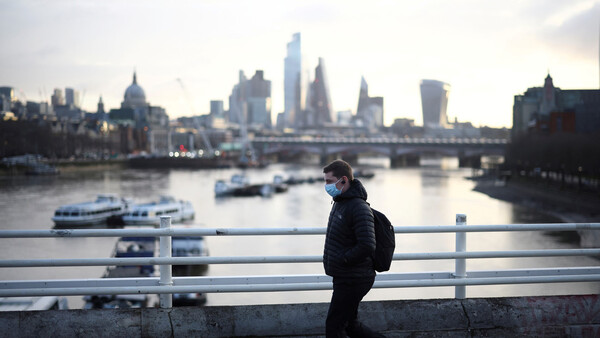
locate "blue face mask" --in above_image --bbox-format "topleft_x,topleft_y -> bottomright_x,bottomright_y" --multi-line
325,178 -> 343,197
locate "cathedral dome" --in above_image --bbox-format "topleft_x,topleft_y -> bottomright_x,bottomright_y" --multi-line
123,72 -> 146,108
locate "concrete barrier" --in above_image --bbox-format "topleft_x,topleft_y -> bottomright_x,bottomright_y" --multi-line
1,295 -> 600,337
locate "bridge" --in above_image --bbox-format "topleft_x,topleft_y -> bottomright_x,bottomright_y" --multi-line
1,215 -> 600,336
251,136 -> 508,167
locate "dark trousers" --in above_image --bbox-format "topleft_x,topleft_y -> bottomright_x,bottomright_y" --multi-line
326,276 -> 376,338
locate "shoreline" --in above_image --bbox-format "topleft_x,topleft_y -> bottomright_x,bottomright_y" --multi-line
471,177 -> 600,247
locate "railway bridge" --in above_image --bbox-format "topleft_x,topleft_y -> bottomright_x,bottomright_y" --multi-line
251,136 -> 508,167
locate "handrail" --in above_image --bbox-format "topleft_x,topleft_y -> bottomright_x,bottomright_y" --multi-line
1,222 -> 599,238
2,249 -> 600,267
1,216 -> 600,308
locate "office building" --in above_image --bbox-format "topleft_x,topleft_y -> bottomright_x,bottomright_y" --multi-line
228,70 -> 248,125
65,88 -> 80,107
513,74 -> 600,135
420,79 -> 450,128
356,76 -> 384,128
228,70 -> 272,128
309,57 -> 333,125
0,87 -> 14,111
283,33 -> 302,128
51,89 -> 65,107
210,100 -> 224,118
246,70 -> 271,127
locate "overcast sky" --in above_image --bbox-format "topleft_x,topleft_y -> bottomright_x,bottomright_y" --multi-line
1,0 -> 599,128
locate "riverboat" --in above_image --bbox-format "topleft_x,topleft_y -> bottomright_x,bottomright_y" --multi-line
214,174 -> 273,197
172,235 -> 209,276
273,175 -> 289,193
106,236 -> 157,277
0,297 -> 68,311
84,237 -> 157,309
52,194 -> 132,227
172,234 -> 209,306
122,196 -> 195,226
214,174 -> 249,197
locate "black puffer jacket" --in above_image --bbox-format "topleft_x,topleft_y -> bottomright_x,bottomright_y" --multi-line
323,179 -> 376,278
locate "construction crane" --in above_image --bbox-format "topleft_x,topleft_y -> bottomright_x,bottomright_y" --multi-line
176,78 -> 215,158
229,99 -> 256,164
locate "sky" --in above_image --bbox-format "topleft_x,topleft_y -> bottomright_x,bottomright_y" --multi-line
1,0 -> 599,128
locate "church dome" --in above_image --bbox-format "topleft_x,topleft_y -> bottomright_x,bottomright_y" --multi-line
123,72 -> 146,108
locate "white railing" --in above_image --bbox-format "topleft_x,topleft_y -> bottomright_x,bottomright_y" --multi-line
1,215 -> 600,308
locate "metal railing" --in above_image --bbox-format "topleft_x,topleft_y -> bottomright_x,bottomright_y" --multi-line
1,215 -> 600,308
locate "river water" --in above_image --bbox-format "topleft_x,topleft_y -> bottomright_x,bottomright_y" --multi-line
0,158 -> 598,308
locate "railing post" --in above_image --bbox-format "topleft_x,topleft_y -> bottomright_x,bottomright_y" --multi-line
159,216 -> 173,308
455,213 -> 467,299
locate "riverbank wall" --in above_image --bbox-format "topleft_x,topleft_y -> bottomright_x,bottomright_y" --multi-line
473,177 -> 600,247
53,159 -> 127,173
1,295 -> 599,337
0,159 -> 127,176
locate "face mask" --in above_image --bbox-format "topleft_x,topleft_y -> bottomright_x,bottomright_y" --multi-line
325,178 -> 343,197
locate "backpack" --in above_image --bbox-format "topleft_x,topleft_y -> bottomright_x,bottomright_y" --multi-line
371,208 -> 395,272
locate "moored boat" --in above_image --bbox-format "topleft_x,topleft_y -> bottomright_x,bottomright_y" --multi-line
214,174 -> 249,197
172,233 -> 209,306
0,297 -> 68,311
84,236 -> 157,309
214,174 -> 273,197
52,194 -> 132,227
122,196 -> 195,226
172,235 -> 209,276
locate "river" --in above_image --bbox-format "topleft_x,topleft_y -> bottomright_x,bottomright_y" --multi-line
0,158 -> 598,308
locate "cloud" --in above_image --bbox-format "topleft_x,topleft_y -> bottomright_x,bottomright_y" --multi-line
284,2 -> 340,24
512,0 -> 600,61
539,2 -> 600,61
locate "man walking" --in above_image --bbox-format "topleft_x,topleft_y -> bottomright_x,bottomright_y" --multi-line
322,159 -> 384,337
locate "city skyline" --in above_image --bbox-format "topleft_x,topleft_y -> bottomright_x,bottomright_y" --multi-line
1,1 -> 599,128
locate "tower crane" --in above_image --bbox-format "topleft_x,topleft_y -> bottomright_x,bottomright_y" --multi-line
176,78 -> 215,158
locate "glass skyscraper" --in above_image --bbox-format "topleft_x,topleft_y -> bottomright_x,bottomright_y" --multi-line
311,57 -> 333,125
284,33 -> 302,128
420,79 -> 450,128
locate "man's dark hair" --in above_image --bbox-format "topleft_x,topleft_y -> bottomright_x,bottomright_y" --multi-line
323,160 -> 354,181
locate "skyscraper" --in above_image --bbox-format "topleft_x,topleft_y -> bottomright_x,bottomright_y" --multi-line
420,79 -> 450,128
246,70 -> 272,127
210,100 -> 224,118
283,33 -> 302,128
310,57 -> 333,125
356,76 -> 384,128
51,88 -> 64,107
65,88 -> 80,108
228,70 -> 248,125
228,70 -> 272,128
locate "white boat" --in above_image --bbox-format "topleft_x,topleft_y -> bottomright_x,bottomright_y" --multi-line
214,174 -> 249,197
172,235 -> 209,276
0,296 -> 68,311
122,196 -> 195,226
52,194 -> 132,227
84,237 -> 158,309
214,174 -> 273,197
172,234 -> 209,306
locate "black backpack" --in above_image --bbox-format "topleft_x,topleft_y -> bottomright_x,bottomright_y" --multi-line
371,208 -> 395,272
